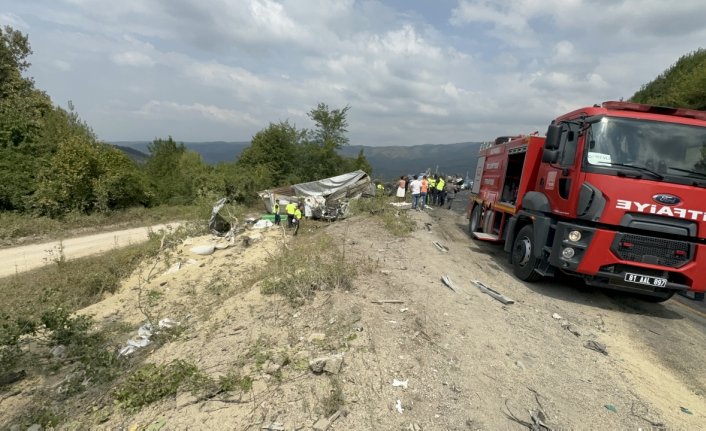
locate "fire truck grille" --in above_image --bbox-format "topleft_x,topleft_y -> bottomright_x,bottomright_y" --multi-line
612,233 -> 691,268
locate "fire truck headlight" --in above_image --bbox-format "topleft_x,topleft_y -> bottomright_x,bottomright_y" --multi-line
568,230 -> 582,242
562,247 -> 575,259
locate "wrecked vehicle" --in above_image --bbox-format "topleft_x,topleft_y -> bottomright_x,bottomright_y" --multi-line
258,170 -> 375,221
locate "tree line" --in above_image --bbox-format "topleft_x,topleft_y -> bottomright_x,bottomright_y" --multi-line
630,48 -> 706,110
0,26 -> 371,218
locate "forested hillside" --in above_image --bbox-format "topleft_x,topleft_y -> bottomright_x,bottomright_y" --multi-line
630,49 -> 706,109
0,26 -> 370,219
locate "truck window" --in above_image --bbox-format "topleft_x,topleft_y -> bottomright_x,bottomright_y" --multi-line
559,123 -> 579,167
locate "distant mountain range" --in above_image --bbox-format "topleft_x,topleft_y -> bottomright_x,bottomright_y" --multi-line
111,141 -> 482,181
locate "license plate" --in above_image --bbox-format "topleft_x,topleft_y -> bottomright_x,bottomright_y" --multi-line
624,273 -> 667,288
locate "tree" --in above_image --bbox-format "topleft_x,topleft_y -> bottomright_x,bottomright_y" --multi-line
144,137 -> 189,204
236,121 -> 303,188
308,103 -> 351,151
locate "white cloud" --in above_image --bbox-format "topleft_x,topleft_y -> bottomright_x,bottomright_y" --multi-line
110,51 -> 155,67
137,100 -> 259,125
0,12 -> 29,28
53,59 -> 72,71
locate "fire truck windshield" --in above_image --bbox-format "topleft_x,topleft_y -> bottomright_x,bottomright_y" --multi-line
586,116 -> 706,182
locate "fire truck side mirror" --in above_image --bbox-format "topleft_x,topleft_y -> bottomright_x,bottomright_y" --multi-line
544,124 -> 562,150
542,149 -> 560,163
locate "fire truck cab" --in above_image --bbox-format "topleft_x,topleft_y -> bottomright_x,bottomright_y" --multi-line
467,101 -> 706,301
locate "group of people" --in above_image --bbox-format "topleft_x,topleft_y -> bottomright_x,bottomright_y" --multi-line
395,173 -> 461,210
272,200 -> 303,235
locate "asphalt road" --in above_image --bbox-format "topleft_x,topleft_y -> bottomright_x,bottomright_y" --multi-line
0,223 -> 179,278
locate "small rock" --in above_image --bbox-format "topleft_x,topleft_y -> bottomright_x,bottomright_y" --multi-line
552,313 -> 562,320
514,360 -> 525,370
264,361 -> 281,375
51,345 -> 67,360
9,425 -> 21,431
408,423 -> 422,431
400,266 -> 408,270
309,358 -> 326,373
312,417 -> 330,431
324,354 -> 344,374
159,281 -> 167,286
352,322 -> 364,332
308,333 -> 326,342
381,270 -> 391,275
27,425 -> 42,431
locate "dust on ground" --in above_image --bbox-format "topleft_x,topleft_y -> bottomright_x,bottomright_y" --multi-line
2,206 -> 705,430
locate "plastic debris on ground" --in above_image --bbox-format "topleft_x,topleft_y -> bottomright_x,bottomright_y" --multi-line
604,404 -> 617,413
119,318 -> 180,357
252,219 -> 274,229
392,379 -> 408,389
395,399 -> 404,413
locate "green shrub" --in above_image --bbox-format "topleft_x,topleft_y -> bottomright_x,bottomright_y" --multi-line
114,360 -> 211,410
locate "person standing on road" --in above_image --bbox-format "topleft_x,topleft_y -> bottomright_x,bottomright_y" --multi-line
396,176 -> 406,202
420,175 -> 428,210
445,178 -> 459,210
435,175 -> 446,207
409,175 -> 422,210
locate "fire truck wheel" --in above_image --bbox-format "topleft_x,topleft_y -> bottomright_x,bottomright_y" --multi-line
469,205 -> 482,234
511,224 -> 542,282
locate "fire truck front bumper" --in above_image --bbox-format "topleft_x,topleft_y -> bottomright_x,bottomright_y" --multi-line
549,222 -> 706,294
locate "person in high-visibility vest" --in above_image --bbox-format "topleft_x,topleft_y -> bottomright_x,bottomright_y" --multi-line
435,176 -> 446,207
286,201 -> 297,228
273,201 -> 281,225
376,183 -> 384,196
293,204 -> 303,236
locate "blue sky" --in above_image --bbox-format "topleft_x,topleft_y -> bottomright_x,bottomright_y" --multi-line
2,0 -> 706,146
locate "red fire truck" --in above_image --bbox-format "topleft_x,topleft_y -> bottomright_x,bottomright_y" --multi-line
467,101 -> 706,301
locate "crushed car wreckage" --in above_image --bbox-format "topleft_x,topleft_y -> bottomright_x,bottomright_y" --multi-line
208,170 -> 375,237
259,170 -> 375,221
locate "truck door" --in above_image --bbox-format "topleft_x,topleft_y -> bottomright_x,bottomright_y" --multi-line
537,122 -> 580,217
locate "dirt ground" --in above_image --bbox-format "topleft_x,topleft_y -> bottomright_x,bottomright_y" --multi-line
2,204 -> 705,430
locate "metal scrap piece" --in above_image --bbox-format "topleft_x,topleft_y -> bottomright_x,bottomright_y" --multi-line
433,241 -> 449,252
471,280 -> 515,304
441,275 -> 458,292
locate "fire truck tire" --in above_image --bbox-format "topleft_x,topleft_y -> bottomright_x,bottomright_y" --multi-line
469,205 -> 482,234
511,224 -> 542,282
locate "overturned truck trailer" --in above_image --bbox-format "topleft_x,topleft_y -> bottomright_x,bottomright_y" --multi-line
258,170 -> 375,220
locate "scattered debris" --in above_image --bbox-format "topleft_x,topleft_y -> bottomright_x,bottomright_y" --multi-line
604,404 -> 617,413
433,241 -> 449,252
51,345 -> 67,359
352,322 -> 364,332
560,321 -> 581,337
552,313 -> 562,320
312,410 -> 345,431
503,389 -> 555,430
680,406 -> 693,415
584,340 -> 608,355
424,223 -> 432,231
252,219 -> 273,229
119,318 -> 180,356
370,299 -> 404,304
392,379 -> 408,389
472,280 -> 515,304
395,399 -> 404,413
441,275 -> 458,292
399,307 -> 409,313
261,422 -> 285,431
